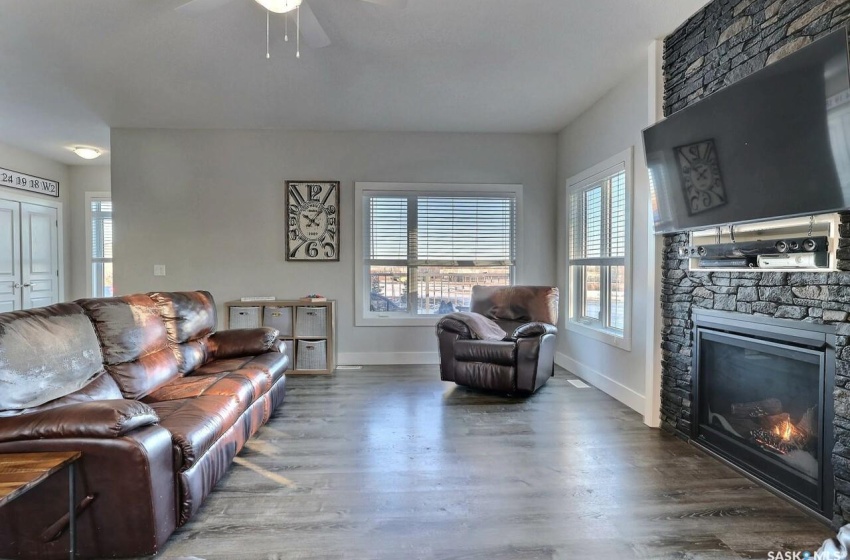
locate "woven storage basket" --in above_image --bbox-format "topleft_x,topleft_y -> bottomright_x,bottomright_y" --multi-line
229,306 -> 261,329
296,339 -> 327,370
263,306 -> 293,336
295,306 -> 327,337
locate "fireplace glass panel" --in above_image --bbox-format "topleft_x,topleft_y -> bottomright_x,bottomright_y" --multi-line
699,333 -> 821,483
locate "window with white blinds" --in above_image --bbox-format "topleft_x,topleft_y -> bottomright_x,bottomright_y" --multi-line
567,154 -> 630,343
360,186 -> 519,320
417,197 -> 514,264
369,197 -> 408,260
88,195 -> 113,297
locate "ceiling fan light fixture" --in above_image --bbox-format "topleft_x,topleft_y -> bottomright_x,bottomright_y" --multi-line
255,0 -> 301,14
72,146 -> 102,160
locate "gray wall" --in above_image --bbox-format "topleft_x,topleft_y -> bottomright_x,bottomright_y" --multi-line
110,129 -> 558,361
68,165 -> 111,300
556,58 -> 657,417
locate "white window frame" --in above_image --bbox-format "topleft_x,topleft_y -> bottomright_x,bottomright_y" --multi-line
354,182 -> 523,327
565,148 -> 633,351
85,191 -> 112,298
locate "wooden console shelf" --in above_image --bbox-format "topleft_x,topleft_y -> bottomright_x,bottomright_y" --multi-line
224,299 -> 336,375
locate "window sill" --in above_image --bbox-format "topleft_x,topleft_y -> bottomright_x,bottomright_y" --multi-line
356,314 -> 443,327
566,320 -> 631,351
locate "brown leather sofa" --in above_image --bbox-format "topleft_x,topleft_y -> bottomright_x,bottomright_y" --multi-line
436,285 -> 559,394
0,291 -> 288,559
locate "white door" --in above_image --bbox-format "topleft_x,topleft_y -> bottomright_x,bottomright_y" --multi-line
0,199 -> 21,312
20,202 -> 59,309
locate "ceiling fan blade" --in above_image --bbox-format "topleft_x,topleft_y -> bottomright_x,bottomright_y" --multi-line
175,0 -> 237,15
359,0 -> 408,8
298,3 -> 331,49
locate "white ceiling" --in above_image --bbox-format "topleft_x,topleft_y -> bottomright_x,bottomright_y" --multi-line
1,0 -> 707,165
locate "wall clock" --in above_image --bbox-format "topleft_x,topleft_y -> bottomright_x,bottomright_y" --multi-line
286,181 -> 340,261
675,139 -> 726,215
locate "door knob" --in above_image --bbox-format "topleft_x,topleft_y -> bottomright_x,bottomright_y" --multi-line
12,282 -> 21,289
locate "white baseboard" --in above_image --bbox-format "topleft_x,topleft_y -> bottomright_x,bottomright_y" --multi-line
338,352 -> 440,366
555,351 -> 645,414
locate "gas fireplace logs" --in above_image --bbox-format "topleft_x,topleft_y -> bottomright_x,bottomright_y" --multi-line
728,400 -> 816,455
709,397 -> 820,478
731,398 -> 783,418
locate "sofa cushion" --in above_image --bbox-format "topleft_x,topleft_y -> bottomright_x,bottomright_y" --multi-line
193,357 -> 251,375
143,372 -> 256,411
194,353 -> 288,394
77,295 -> 180,399
207,328 -> 279,360
143,375 -> 221,402
149,291 -> 216,344
148,395 -> 244,471
227,369 -> 274,402
0,303 -> 105,412
0,372 -> 123,418
149,291 -> 216,374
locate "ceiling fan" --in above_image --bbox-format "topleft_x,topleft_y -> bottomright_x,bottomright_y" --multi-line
176,0 -> 408,56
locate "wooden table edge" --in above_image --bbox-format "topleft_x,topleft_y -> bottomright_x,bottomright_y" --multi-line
0,451 -> 81,507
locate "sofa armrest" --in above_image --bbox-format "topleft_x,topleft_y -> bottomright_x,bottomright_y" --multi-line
512,322 -> 558,339
0,400 -> 159,443
435,317 -> 472,338
0,424 -> 177,558
208,327 -> 280,360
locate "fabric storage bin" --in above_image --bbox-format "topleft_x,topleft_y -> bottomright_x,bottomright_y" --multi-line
281,339 -> 294,366
296,339 -> 327,370
263,306 -> 293,336
295,307 -> 327,337
229,306 -> 261,329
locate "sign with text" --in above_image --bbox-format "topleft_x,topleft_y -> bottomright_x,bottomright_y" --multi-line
0,167 -> 59,198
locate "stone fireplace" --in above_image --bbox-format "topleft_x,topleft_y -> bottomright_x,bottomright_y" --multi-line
661,0 -> 850,526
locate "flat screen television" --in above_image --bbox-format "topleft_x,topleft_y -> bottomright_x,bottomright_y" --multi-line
643,28 -> 850,234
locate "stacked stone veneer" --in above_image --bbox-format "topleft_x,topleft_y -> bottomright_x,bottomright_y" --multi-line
661,0 -> 850,525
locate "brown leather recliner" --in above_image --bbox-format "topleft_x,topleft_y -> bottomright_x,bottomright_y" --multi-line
436,285 -> 559,395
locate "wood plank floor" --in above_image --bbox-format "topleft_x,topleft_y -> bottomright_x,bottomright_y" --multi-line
151,366 -> 834,560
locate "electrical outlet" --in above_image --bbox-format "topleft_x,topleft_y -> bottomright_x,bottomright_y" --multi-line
153,265 -> 166,277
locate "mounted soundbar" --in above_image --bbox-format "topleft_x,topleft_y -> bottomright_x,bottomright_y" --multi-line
698,253 -> 828,268
683,236 -> 829,259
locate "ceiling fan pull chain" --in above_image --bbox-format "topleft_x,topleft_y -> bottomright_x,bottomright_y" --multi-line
285,12 -> 289,42
296,4 -> 300,58
266,10 -> 270,59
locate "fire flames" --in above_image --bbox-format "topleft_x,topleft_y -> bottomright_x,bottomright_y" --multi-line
774,419 -> 795,442
741,403 -> 817,455
751,417 -> 810,454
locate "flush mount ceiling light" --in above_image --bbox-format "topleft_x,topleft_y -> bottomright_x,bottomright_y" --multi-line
72,147 -> 102,160
254,0 -> 301,14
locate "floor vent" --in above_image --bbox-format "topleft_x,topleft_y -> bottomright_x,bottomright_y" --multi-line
568,379 -> 590,389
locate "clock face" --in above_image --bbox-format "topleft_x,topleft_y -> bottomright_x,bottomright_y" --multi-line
675,139 -> 726,215
286,181 -> 339,261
